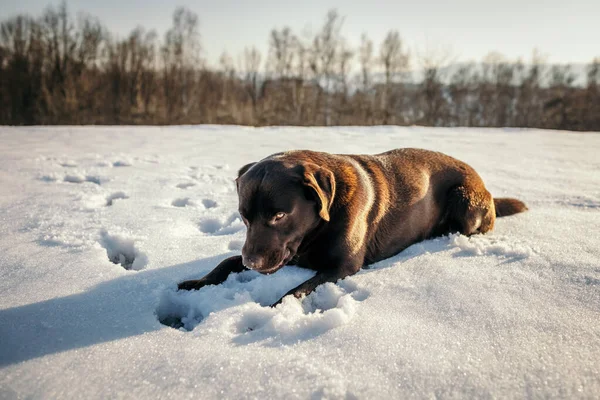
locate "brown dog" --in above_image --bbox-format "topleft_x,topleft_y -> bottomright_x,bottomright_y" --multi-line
178,149 -> 527,306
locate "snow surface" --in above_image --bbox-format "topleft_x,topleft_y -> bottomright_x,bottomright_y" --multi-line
0,126 -> 599,399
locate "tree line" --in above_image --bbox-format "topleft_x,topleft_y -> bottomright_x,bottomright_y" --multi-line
1,3 -> 599,130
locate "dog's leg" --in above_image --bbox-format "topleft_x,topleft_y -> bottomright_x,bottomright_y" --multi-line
446,184 -> 496,235
178,255 -> 247,291
270,267 -> 356,307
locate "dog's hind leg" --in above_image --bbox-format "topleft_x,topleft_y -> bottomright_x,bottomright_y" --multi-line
178,255 -> 247,291
446,181 -> 496,236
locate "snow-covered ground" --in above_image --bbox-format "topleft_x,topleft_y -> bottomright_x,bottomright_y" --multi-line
1,126 -> 599,399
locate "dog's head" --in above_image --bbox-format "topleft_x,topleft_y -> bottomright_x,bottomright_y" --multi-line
235,157 -> 336,274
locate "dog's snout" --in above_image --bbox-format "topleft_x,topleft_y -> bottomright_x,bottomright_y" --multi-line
242,254 -> 264,270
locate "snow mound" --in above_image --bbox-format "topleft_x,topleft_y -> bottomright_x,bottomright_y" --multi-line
449,233 -> 534,259
157,268 -> 368,344
392,233 -> 534,263
99,230 -> 148,270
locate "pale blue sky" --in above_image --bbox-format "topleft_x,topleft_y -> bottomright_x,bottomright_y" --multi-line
1,0 -> 597,67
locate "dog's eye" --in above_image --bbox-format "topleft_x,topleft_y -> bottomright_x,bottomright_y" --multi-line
274,212 -> 286,222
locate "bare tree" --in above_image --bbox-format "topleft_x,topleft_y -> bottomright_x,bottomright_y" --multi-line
515,50 -> 545,127
0,3 -> 598,130
312,9 -> 344,125
416,47 -> 453,126
268,27 -> 295,79
0,15 -> 43,123
584,58 -> 600,130
379,30 -> 409,124
161,7 -> 201,123
291,33 -> 310,124
241,46 -> 262,123
449,63 -> 479,126
104,27 -> 156,123
359,33 -> 373,91
41,1 -> 79,122
544,64 -> 576,129
354,33 -> 374,123
478,52 -> 518,127
333,38 -> 353,124
75,13 -> 103,69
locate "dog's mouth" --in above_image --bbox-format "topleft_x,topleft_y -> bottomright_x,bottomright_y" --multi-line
256,248 -> 292,275
279,248 -> 292,266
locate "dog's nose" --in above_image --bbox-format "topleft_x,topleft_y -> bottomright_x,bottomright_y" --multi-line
242,255 -> 264,270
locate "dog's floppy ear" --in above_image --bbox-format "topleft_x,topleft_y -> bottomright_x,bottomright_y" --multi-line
235,162 -> 256,191
301,163 -> 336,222
237,162 -> 256,178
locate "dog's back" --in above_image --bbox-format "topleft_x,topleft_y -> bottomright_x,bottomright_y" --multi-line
272,148 -> 526,265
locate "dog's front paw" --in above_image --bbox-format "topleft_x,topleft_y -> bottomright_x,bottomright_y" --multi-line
177,279 -> 206,291
270,297 -> 284,308
270,290 -> 304,307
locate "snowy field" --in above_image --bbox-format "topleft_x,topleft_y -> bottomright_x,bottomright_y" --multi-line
0,126 -> 599,399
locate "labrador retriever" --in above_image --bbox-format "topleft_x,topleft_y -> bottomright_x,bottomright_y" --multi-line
178,149 -> 527,306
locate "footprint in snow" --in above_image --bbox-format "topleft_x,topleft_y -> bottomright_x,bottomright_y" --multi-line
198,213 -> 244,236
172,198 -> 194,207
106,192 -> 128,206
64,174 -> 103,185
176,182 -> 196,189
189,173 -> 232,185
99,230 -> 148,271
202,199 -> 218,209
171,198 -> 217,209
39,174 -> 60,182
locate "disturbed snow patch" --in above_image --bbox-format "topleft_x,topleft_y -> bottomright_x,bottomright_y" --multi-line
99,230 -> 148,270
448,233 -> 534,259
157,268 -> 368,344
39,231 -> 92,249
392,233 -> 535,263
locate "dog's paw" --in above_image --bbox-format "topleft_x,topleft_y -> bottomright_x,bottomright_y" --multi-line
269,297 -> 284,308
177,279 -> 206,291
269,289 -> 305,307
